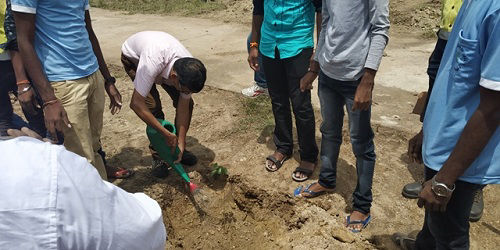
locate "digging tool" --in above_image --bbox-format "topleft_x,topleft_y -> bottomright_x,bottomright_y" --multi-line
146,119 -> 199,193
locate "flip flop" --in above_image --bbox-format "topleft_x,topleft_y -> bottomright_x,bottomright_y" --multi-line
345,215 -> 372,233
292,166 -> 314,182
265,154 -> 289,172
293,182 -> 334,198
107,167 -> 134,179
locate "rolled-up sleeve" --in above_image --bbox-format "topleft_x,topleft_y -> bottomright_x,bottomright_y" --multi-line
253,0 -> 264,15
479,10 -> 500,91
365,0 -> 390,71
11,0 -> 37,14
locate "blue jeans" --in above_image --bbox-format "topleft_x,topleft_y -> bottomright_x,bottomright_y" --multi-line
317,72 -> 376,214
0,60 -> 46,137
415,167 -> 484,250
246,33 -> 267,88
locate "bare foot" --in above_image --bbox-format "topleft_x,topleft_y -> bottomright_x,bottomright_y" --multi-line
346,211 -> 370,232
293,161 -> 316,180
298,182 -> 334,198
265,151 -> 287,171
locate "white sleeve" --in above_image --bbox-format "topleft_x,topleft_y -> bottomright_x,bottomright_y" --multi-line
134,47 -> 167,97
55,148 -> 166,250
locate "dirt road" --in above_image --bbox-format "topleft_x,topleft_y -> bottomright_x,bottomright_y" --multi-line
87,8 -> 499,250
90,8 -> 433,95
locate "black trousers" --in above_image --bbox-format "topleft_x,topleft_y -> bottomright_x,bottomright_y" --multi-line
415,167 -> 484,250
262,48 -> 318,163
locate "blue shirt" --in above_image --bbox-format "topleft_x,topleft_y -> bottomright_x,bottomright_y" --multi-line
423,0 -> 500,185
253,0 -> 320,59
11,0 -> 98,82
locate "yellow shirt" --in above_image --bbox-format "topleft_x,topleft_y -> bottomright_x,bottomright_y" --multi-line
0,1 -> 7,55
440,0 -> 463,32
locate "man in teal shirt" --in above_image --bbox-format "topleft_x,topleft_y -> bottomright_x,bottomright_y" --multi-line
394,0 -> 500,248
248,0 -> 322,181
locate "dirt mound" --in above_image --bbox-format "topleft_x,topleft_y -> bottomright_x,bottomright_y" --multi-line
137,173 -> 376,249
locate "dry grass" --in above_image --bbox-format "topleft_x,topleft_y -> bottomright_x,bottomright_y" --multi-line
90,0 -> 226,16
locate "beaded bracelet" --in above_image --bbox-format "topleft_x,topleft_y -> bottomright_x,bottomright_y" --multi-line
16,80 -> 30,86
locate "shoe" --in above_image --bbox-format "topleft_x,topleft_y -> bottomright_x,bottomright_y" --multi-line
402,182 -> 422,199
151,158 -> 169,178
469,189 -> 484,222
241,82 -> 268,98
181,150 -> 198,166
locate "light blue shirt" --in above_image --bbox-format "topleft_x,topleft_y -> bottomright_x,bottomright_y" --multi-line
423,0 -> 500,185
11,0 -> 98,82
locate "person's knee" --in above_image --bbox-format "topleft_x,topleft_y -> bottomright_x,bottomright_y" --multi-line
351,139 -> 376,159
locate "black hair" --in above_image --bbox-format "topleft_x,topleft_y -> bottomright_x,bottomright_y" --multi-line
172,57 -> 206,93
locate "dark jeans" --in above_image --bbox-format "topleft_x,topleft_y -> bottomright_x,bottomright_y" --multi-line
246,33 -> 266,88
415,167 -> 484,250
262,47 -> 318,163
317,72 -> 376,214
421,38 -> 447,121
0,60 -> 46,136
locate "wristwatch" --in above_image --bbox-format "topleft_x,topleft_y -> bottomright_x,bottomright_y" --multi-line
431,175 -> 455,197
105,76 -> 116,85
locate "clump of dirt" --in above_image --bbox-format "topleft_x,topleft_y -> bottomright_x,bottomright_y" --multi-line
390,0 -> 441,37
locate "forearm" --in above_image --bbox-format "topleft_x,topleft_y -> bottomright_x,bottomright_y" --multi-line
175,98 -> 192,150
130,91 -> 171,138
436,95 -> 500,186
250,15 -> 263,44
9,50 -> 29,82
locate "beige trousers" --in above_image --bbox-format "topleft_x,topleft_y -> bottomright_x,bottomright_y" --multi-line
51,71 -> 107,179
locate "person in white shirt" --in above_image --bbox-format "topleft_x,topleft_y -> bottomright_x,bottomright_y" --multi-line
121,31 -> 206,178
0,131 -> 167,250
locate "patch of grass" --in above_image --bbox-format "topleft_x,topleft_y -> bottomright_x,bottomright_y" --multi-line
237,95 -> 274,133
90,0 -> 226,16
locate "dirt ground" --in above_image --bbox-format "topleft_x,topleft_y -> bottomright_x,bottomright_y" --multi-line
11,0 -> 499,249
98,68 -> 499,249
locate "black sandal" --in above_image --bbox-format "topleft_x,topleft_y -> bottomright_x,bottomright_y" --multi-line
265,154 -> 289,172
292,166 -> 314,182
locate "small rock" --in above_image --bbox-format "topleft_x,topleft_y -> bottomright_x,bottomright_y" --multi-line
331,227 -> 356,243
